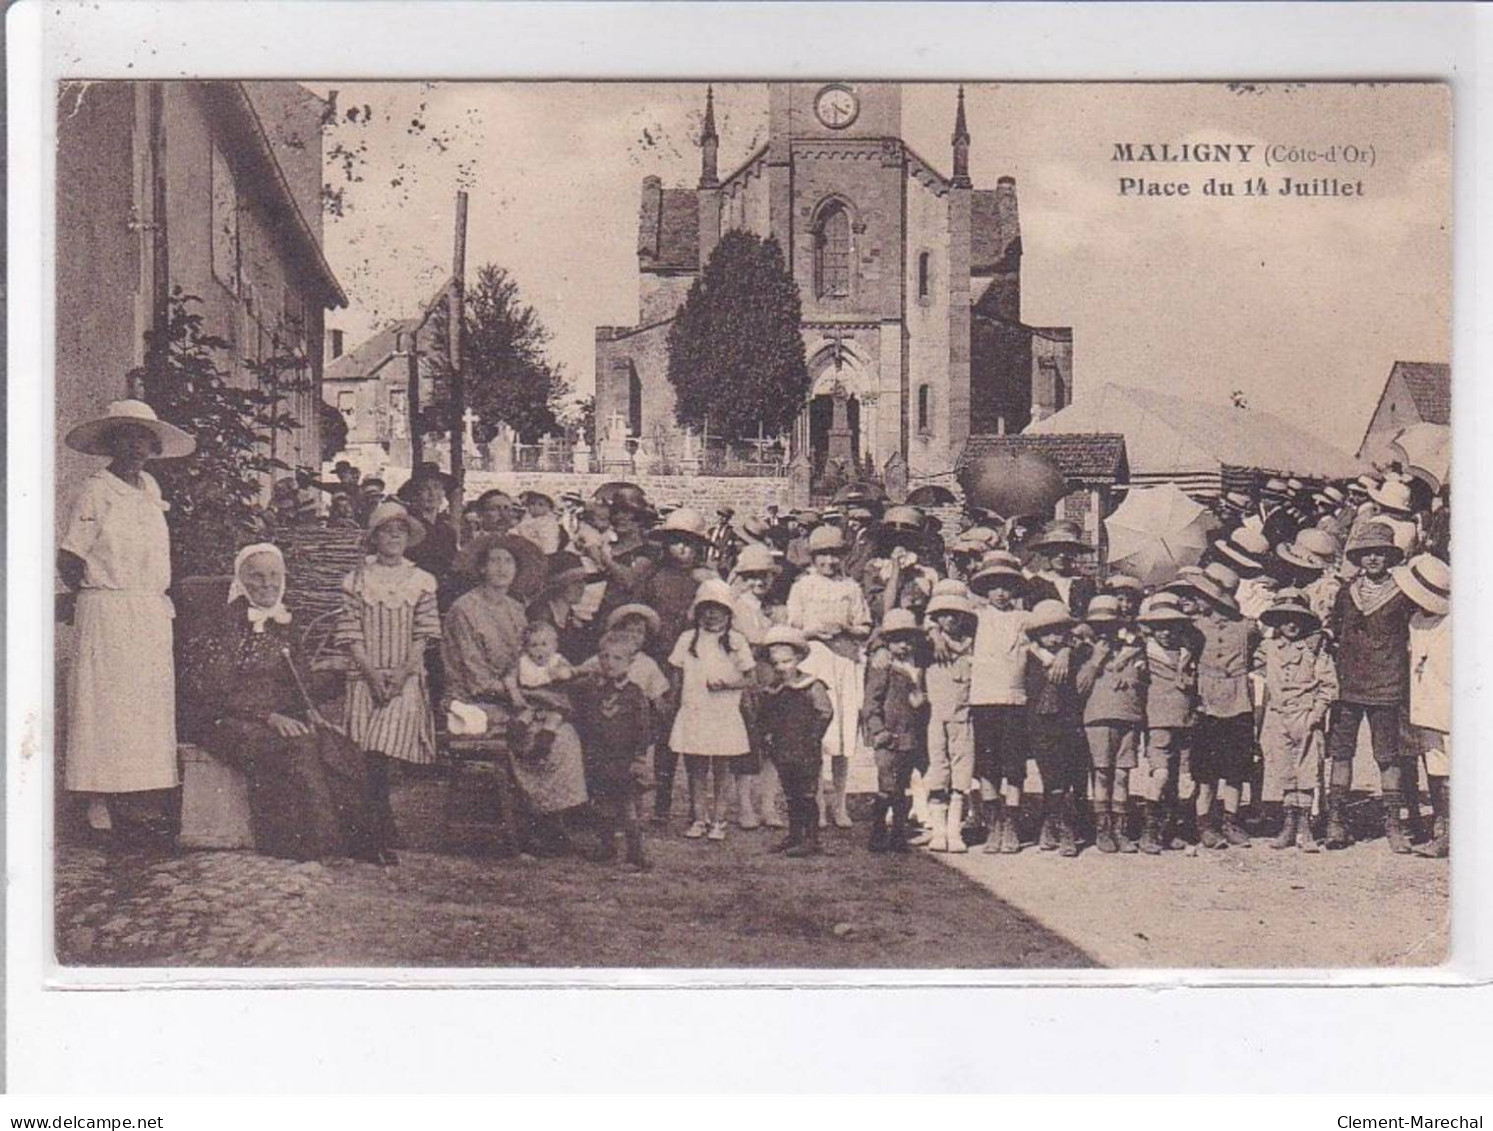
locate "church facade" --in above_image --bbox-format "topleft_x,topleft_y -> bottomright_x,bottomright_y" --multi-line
594,82 -> 1073,485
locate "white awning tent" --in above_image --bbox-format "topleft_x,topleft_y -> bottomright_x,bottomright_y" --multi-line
1024,383 -> 1365,496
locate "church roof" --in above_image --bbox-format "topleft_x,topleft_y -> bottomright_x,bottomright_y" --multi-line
958,432 -> 1129,484
1025,383 -> 1364,481
1391,361 -> 1450,425
971,185 -> 1021,274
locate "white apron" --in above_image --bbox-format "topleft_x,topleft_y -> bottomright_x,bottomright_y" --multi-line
60,470 -> 179,793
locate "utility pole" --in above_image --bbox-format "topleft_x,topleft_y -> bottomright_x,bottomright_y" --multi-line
406,328 -> 423,466
447,190 -> 469,539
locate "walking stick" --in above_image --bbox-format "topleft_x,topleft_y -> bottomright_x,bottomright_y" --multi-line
280,647 -> 349,738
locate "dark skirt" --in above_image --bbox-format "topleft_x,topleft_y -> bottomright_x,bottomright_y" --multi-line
211,718 -> 374,861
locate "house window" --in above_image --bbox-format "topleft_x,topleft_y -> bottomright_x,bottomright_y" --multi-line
814,202 -> 851,299
918,252 -> 931,300
338,390 -> 356,417
917,383 -> 931,434
210,144 -> 239,294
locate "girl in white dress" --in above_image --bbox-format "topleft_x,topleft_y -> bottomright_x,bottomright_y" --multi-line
58,400 -> 194,836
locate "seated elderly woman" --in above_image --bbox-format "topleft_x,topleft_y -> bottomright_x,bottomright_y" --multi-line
442,535 -> 588,853
180,543 -> 376,862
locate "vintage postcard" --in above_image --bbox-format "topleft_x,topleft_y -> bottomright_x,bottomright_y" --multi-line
49,77 -> 1450,974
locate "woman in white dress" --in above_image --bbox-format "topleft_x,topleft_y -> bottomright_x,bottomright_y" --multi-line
57,400 -> 194,837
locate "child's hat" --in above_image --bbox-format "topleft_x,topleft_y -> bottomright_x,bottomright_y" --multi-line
1027,519 -> 1091,555
520,489 -> 555,508
1277,527 -> 1341,573
731,542 -> 780,577
1391,553 -> 1450,616
969,550 -> 1026,594
1084,594 -> 1124,623
1212,526 -> 1270,572
1025,599 -> 1076,636
1137,592 -> 1192,626
604,602 -> 662,638
1368,478 -> 1416,516
1192,572 -> 1241,616
806,525 -> 850,555
735,515 -> 774,546
689,577 -> 737,617
1202,561 -> 1242,592
876,607 -> 923,643
760,624 -> 811,658
1259,589 -> 1321,633
1344,521 -> 1404,564
1221,490 -> 1253,511
1104,572 -> 1145,594
363,501 -> 426,551
648,506 -> 712,549
925,590 -> 977,620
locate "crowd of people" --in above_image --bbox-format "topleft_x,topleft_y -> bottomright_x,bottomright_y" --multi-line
58,399 -> 1453,876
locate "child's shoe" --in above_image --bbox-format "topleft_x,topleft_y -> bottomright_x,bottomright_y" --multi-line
1383,808 -> 1412,855
707,821 -> 728,842
868,795 -> 891,853
1095,812 -> 1118,854
1113,807 -> 1138,854
1198,811 -> 1228,850
1270,809 -> 1298,850
738,793 -> 761,830
1324,795 -> 1352,849
684,819 -> 709,839
1295,812 -> 1322,853
1222,813 -> 1252,847
999,813 -> 1022,854
1057,805 -> 1080,857
1037,800 -> 1060,852
624,831 -> 652,872
982,805 -> 1006,855
945,795 -> 967,854
763,810 -> 787,829
786,823 -> 824,857
1139,803 -> 1163,855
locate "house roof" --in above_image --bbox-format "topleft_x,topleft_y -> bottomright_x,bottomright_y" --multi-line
957,432 -> 1129,483
1025,383 -> 1364,481
1392,361 -> 1450,425
325,279 -> 452,383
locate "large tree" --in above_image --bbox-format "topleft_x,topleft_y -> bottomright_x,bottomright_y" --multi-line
666,230 -> 809,439
425,264 -> 571,443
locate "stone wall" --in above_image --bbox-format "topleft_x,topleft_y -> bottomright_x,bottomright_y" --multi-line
386,467 -> 800,516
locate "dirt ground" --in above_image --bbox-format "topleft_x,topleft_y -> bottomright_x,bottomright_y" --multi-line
54,777 -> 1093,969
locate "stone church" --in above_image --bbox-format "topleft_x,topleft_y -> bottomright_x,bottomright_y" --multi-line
594,82 -> 1073,485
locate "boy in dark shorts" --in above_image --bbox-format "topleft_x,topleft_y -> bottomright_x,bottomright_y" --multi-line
1024,599 -> 1086,857
755,626 -> 835,858
1136,593 -> 1200,853
862,608 -> 929,853
1076,595 -> 1149,854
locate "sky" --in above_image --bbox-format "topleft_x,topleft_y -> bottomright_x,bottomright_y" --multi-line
311,81 -> 1450,454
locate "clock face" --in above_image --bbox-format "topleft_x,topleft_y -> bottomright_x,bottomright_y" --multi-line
815,84 -> 859,130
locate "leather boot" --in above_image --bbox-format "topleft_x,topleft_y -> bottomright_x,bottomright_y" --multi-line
983,801 -> 1006,855
624,828 -> 652,871
1037,796 -> 1059,852
1057,795 -> 1079,857
1113,801 -> 1138,853
1401,757 -> 1426,843
1000,802 -> 1022,853
868,795 -> 891,853
1383,793 -> 1412,854
1324,792 -> 1351,849
945,794 -> 967,854
1222,811 -> 1252,847
786,806 -> 824,857
1295,808 -> 1321,853
1413,778 -> 1449,858
1198,809 -> 1228,850
926,800 -> 949,853
1095,810 -> 1118,854
1271,808 -> 1298,849
775,798 -> 803,852
889,794 -> 912,852
1139,801 -> 1163,855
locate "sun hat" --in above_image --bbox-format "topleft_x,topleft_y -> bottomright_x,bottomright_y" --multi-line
969,550 -> 1026,595
1137,592 -> 1192,626
760,624 -> 811,658
65,398 -> 196,459
1391,553 -> 1450,616
1262,477 -> 1290,498
689,577 -> 737,617
806,525 -> 850,555
1220,490 -> 1253,511
1192,576 -> 1241,616
1259,589 -> 1321,633
364,501 -> 426,551
1213,526 -> 1271,572
1286,477 -> 1306,495
1349,475 -> 1377,496
1202,561 -> 1242,592
930,577 -> 971,599
1028,519 -> 1092,554
790,508 -> 821,528
1368,478 -> 1415,516
1025,598 -> 1077,636
604,602 -> 663,638
1277,527 -> 1341,573
395,461 -> 456,502
1344,521 -> 1404,564
560,491 -> 586,507
925,590 -> 977,621
1084,594 -> 1125,623
648,506 -> 712,549
1162,566 -> 1206,596
520,489 -> 556,508
736,515 -> 774,545
876,607 -> 924,643
880,505 -> 926,534
731,542 -> 780,577
1104,572 -> 1145,594
962,525 -> 1000,549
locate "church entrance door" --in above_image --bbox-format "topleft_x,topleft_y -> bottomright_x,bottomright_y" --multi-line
809,388 -> 860,494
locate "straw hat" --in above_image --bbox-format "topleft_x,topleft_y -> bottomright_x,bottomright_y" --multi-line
1084,594 -> 1124,623
1104,572 -> 1145,594
760,624 -> 811,658
1259,589 -> 1321,633
649,506 -> 711,548
926,589 -> 977,620
364,501 -> 426,550
604,602 -> 663,638
1277,527 -> 1341,573
1028,519 -> 1091,554
64,398 -> 195,459
520,489 -> 556,509
1213,526 -> 1271,572
1313,485 -> 1347,508
1221,490 -> 1253,511
880,505 -> 926,534
1026,598 -> 1076,636
806,525 -> 849,555
1203,561 -> 1242,592
1262,477 -> 1290,498
1349,475 -> 1377,497
1138,592 -> 1192,626
1344,521 -> 1404,564
1286,477 -> 1306,495
875,607 -> 923,643
736,515 -> 773,545
970,550 -> 1026,595
731,543 -> 780,578
1368,478 -> 1415,516
1392,553 -> 1450,616
689,577 -> 737,617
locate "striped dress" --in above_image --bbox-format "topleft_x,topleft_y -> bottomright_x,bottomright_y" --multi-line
337,558 -> 441,764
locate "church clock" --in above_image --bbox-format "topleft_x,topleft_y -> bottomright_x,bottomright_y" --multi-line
814,84 -> 860,129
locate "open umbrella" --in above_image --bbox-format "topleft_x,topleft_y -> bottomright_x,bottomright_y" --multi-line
1389,423 -> 1450,491
1103,482 -> 1214,587
906,483 -> 959,507
958,449 -> 1068,519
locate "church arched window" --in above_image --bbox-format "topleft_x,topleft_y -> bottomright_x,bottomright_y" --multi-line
814,202 -> 852,299
918,252 -> 931,300
917,383 -> 931,434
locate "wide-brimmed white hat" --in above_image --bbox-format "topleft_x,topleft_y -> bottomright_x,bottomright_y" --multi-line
759,624 -> 811,657
1213,526 -> 1271,572
1368,478 -> 1415,515
65,398 -> 195,459
364,501 -> 426,550
689,577 -> 737,617
1026,599 -> 1077,636
1391,554 -> 1450,616
1277,527 -> 1341,573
